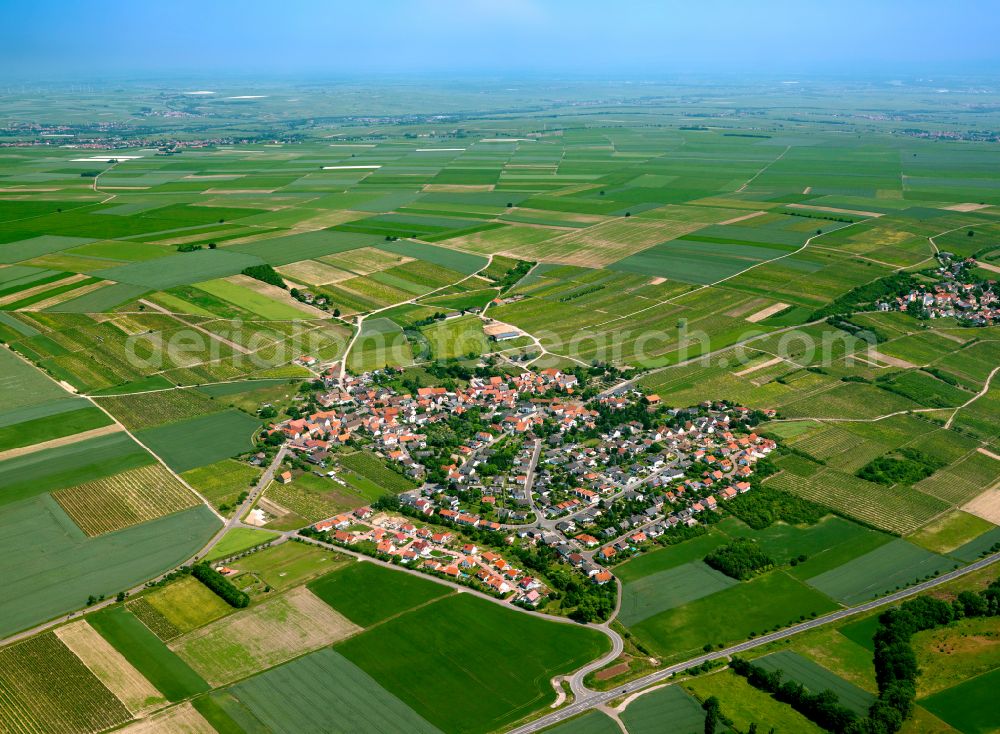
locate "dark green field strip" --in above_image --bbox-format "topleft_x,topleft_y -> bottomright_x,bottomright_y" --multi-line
230,648 -> 442,734
375,239 -> 488,275
0,500 -> 220,638
0,431 -> 153,506
620,685 -> 706,734
950,525 -> 1000,562
2,276 -> 102,310
0,395 -> 89,428
618,561 -> 738,627
228,230 -> 385,265
0,405 -> 112,452
0,270 -> 71,298
336,593 -> 609,734
920,666 -> 1000,734
805,539 -> 958,606
193,691 -> 272,734
89,605 -> 210,700
0,235 -> 96,264
136,409 -> 262,473
308,562 -> 452,628
754,651 -> 876,716
838,615 -> 880,653
93,249 -> 265,289
677,233 -> 803,249
46,282 -> 150,313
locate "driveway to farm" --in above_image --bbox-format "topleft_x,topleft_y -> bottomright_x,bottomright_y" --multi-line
505,548 -> 1000,733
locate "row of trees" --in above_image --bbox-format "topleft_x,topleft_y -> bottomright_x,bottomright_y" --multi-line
192,562 -> 250,608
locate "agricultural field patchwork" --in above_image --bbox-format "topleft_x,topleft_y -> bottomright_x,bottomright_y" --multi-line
2,77 -> 1000,734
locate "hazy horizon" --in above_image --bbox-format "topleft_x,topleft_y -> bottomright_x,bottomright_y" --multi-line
3,0 -> 1000,80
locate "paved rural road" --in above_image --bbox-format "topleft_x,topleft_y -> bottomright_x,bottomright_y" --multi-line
225,446 -> 288,532
505,548 -> 1000,733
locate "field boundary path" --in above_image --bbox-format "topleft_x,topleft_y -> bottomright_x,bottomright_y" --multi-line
336,253 -> 495,385
0,423 -> 122,462
139,299 -> 252,354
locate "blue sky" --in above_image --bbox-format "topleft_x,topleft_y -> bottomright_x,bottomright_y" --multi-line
3,0 -> 999,78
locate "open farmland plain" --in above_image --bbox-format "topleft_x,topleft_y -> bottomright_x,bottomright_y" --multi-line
2,78 -> 1000,734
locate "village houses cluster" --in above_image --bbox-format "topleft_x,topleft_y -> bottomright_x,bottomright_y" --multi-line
880,254 -> 998,325
268,365 -> 777,609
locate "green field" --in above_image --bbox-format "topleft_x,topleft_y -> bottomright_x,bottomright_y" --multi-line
630,571 -> 840,660
542,711 -> 619,734
618,560 -> 738,626
0,405 -> 112,452
308,560 -> 452,626
909,511 -> 997,555
229,648 -> 442,733
0,431 -> 153,506
0,343 -> 73,411
805,538 -> 958,605
753,650 -> 877,715
169,586 -> 359,686
0,500 -> 220,637
614,531 -> 730,584
921,667 -> 1000,734
684,669 -> 826,734
182,458 -> 261,513
137,409 -> 261,473
95,388 -> 225,431
336,593 -> 610,734
94,249 -> 265,289
143,576 -> 233,634
206,527 -> 280,561
619,685 -> 706,734
194,277 -> 314,320
89,604 -> 210,701
228,540 -> 348,592
338,450 -> 418,493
